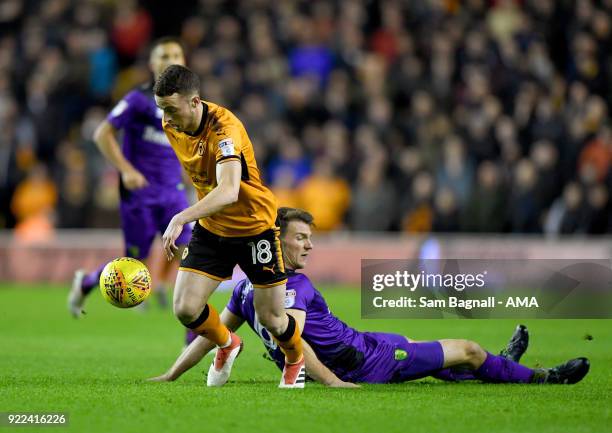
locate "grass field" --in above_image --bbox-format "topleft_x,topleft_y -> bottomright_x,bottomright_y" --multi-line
1,283 -> 611,433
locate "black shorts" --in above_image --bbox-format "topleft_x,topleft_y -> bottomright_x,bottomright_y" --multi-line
179,223 -> 287,288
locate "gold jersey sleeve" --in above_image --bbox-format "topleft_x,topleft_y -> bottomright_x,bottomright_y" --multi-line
162,101 -> 277,237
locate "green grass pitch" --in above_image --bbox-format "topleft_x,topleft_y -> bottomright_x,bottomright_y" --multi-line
1,283 -> 610,433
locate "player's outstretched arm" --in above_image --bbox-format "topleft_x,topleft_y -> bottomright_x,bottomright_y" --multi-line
162,160 -> 241,259
147,308 -> 245,382
302,340 -> 360,388
93,120 -> 148,190
287,309 -> 359,388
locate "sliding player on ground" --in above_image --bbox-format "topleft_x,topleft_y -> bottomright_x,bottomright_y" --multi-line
150,208 -> 590,386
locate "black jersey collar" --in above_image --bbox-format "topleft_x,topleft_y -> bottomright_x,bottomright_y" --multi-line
186,102 -> 208,137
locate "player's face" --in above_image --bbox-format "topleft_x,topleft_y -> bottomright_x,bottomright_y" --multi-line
155,93 -> 200,133
149,43 -> 186,79
281,221 -> 313,270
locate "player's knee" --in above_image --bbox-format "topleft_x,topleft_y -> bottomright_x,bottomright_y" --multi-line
173,299 -> 201,325
463,340 -> 485,366
256,309 -> 286,336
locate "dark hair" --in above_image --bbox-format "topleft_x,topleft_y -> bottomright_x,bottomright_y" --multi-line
276,207 -> 315,237
153,64 -> 200,97
150,36 -> 184,55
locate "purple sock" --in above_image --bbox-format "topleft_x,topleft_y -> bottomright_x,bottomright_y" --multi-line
81,265 -> 106,295
474,352 -> 534,383
433,368 -> 477,381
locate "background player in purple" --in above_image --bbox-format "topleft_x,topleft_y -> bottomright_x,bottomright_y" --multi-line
68,37 -> 191,317
149,208 -> 590,386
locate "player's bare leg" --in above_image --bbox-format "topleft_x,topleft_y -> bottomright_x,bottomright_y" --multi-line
253,284 -> 305,388
154,247 -> 183,309
173,270 -> 221,327
173,270 -> 242,384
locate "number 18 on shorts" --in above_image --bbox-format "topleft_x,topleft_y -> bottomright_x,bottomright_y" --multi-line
180,223 -> 287,288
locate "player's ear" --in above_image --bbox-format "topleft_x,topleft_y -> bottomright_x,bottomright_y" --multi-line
191,95 -> 201,108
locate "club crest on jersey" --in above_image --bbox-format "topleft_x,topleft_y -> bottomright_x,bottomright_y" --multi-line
218,138 -> 234,157
284,289 -> 296,308
394,349 -> 408,361
197,139 -> 205,156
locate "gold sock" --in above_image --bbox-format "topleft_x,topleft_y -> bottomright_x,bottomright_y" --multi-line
188,304 -> 230,347
273,314 -> 303,364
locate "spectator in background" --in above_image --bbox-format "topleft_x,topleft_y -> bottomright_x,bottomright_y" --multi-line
435,135 -> 474,209
545,182 -> 584,235
55,139 -> 91,228
0,95 -> 34,228
10,163 -> 56,242
432,187 -> 460,233
581,184 -> 611,233
0,0 -> 610,236
110,0 -> 152,66
462,160 -> 507,233
348,162 -> 396,231
266,135 -> 311,187
531,140 -> 561,210
530,96 -> 565,144
298,159 -> 350,231
288,15 -> 334,87
508,159 -> 541,233
400,170 -> 435,233
579,124 -> 612,183
390,146 -> 423,194
271,168 -> 301,211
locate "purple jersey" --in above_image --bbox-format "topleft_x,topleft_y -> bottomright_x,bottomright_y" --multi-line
226,271 -> 422,383
107,84 -> 185,203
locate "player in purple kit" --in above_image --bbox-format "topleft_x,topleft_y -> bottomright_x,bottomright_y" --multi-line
149,208 -> 590,386
68,37 -> 191,317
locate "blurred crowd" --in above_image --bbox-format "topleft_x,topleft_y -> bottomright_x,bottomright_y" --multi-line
1,0 -> 611,239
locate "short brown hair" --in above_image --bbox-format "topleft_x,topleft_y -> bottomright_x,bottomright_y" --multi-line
276,207 -> 314,237
153,64 -> 200,97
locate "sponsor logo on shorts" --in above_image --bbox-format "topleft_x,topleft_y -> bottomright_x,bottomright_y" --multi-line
182,247 -> 189,260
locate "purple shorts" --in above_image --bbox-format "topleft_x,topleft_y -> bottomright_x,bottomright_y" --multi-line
352,332 -> 444,384
120,194 -> 191,260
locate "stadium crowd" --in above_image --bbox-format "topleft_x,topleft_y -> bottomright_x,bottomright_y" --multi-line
0,0 -> 611,238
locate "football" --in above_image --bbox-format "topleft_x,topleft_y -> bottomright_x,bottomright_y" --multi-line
99,257 -> 152,308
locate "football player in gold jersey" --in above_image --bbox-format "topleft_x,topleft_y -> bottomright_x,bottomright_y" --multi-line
153,64 -> 305,387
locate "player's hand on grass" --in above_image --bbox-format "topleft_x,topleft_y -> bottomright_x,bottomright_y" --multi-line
163,215 -> 185,260
328,379 -> 361,388
121,168 -> 149,190
146,373 -> 174,382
